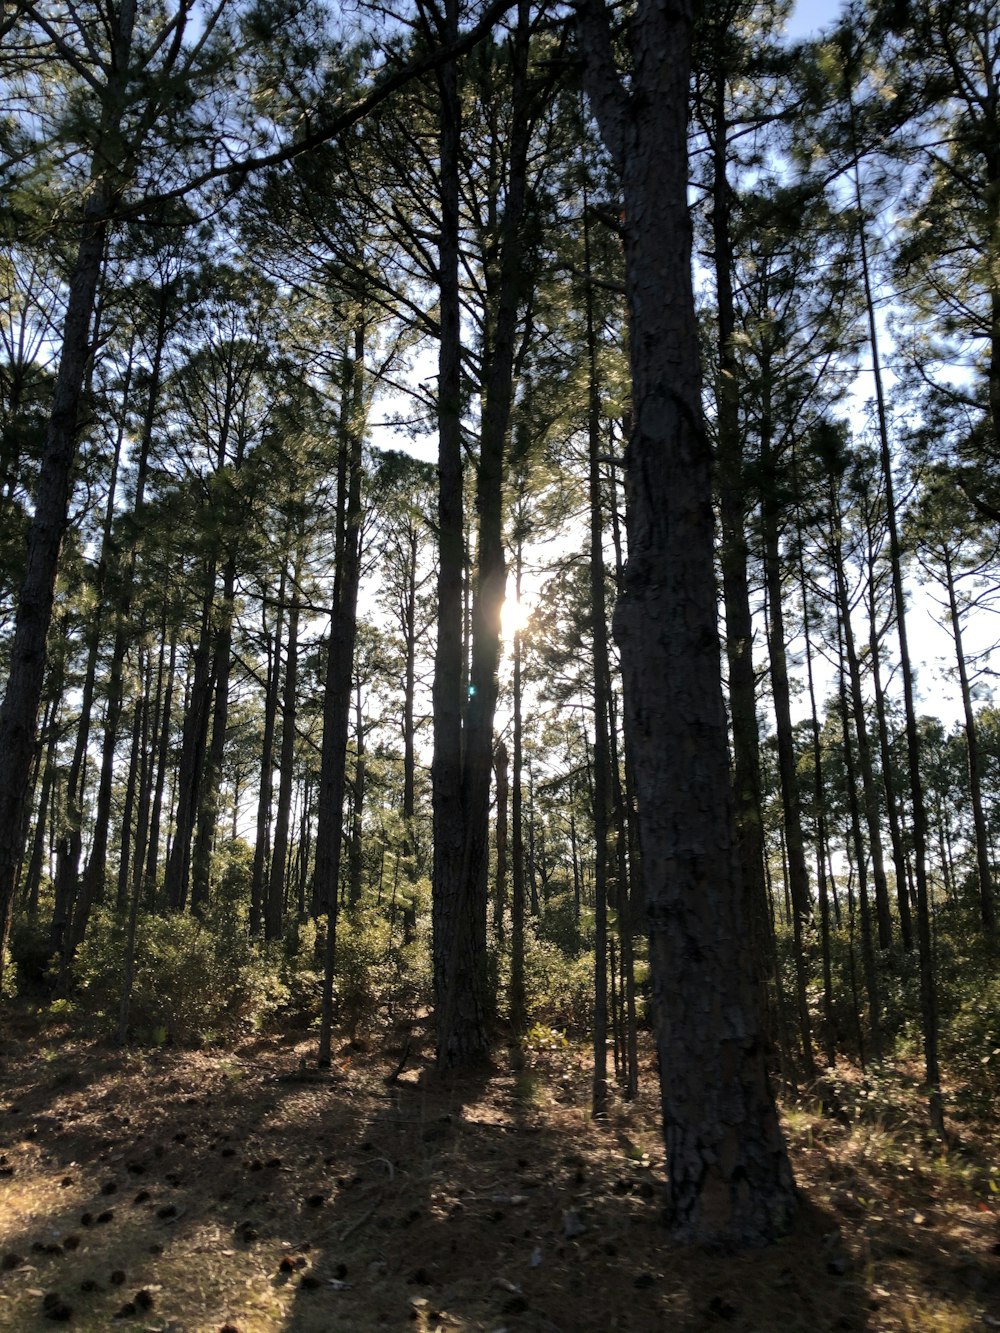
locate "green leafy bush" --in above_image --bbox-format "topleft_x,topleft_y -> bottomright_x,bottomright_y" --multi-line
523,932 -> 594,1034
73,906 -> 282,1044
7,917 -> 53,993
333,908 -> 430,1036
274,916 -> 323,1029
942,966 -> 1000,1116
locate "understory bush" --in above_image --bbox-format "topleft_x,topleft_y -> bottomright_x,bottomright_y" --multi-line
333,907 -> 431,1036
73,906 -> 282,1043
523,932 -> 594,1034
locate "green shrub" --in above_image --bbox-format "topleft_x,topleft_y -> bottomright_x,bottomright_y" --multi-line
941,962 -> 1000,1116
7,917 -> 53,993
73,906 -> 282,1044
523,932 -> 594,1034
333,908 -> 430,1036
275,916 -> 323,1030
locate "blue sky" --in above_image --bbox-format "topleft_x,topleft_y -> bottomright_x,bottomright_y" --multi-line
785,0 -> 844,39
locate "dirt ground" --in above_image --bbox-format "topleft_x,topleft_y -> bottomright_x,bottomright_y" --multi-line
0,1011 -> 998,1332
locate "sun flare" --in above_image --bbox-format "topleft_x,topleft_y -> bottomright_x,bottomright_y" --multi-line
501,595 -> 532,643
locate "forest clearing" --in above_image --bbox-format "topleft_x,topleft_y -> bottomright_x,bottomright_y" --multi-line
0,1012 -> 998,1333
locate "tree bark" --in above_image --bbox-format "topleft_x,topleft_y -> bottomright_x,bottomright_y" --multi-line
0,0 -> 137,983
267,561 -> 301,941
314,326 -> 366,1065
577,0 -> 797,1246
942,545 -> 996,935
432,0 -> 532,1067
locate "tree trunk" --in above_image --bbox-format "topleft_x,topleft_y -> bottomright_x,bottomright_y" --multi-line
578,0 -> 797,1246
400,523 -> 420,944
796,525 -> 837,1067
347,680 -> 366,909
863,513 -> 914,949
114,673 -> 146,913
0,0 -> 137,983
493,740 -> 509,942
315,326 -> 367,1065
191,560 -> 236,915
267,563 -> 301,941
432,0 -> 531,1068
163,571 -> 217,912
710,71 -> 772,1011
584,192 -> 612,1117
144,622 -> 177,906
828,476 -> 894,950
21,691 -> 62,919
836,614 -> 882,1063
853,156 -> 943,1131
942,545 -> 996,934
509,551 -> 527,1037
252,569 -> 285,936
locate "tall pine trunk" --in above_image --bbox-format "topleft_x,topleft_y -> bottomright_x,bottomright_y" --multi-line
578,0 -> 797,1246
0,0 -> 137,982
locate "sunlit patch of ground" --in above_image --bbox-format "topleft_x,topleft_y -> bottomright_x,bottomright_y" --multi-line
0,1015 -> 996,1331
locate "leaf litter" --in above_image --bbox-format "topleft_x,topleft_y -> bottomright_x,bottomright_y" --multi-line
0,1016 -> 997,1331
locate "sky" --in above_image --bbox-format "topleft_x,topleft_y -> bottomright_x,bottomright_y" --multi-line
784,0 -> 844,39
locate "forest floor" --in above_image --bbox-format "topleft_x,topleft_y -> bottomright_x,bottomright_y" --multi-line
0,1010 -> 998,1332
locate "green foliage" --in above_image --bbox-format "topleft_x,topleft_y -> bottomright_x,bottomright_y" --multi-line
933,905 -> 1000,1116
73,907 -> 282,1044
533,886 -> 587,954
946,974 -> 1000,1117
525,1021 -> 569,1052
332,907 -> 431,1038
7,917 -> 52,993
274,916 -> 323,1029
523,932 -> 594,1034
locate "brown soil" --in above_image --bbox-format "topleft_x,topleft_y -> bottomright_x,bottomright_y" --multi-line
0,1013 -> 997,1332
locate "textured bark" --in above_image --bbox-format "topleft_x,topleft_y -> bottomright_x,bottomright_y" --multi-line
942,546 -> 996,935
432,0 -> 532,1068
267,566 -> 301,942
314,328 -> 366,1065
828,478 -> 894,950
0,0 -> 137,983
578,0 -> 797,1246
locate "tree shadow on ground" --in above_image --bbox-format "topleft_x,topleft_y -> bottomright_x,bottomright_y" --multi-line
0,1015 -> 990,1331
